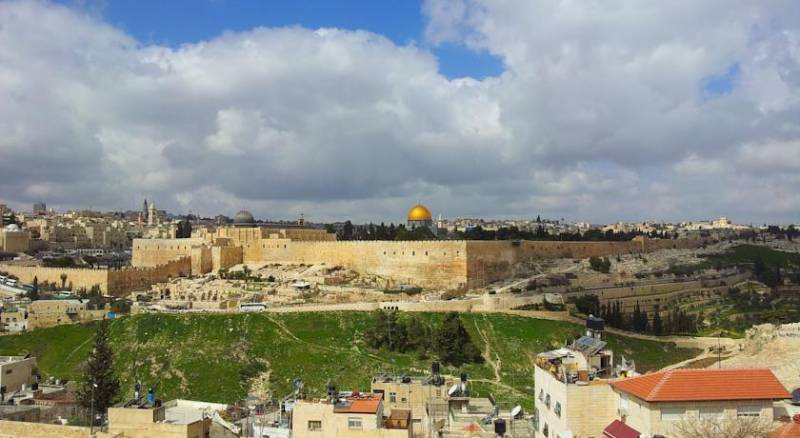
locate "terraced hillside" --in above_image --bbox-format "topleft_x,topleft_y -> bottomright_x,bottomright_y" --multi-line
0,312 -> 699,409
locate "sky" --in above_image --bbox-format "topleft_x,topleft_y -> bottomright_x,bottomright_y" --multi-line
0,0 -> 799,224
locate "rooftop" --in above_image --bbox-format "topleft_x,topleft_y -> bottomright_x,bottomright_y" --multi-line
611,368 -> 791,402
772,414 -> 800,438
603,419 -> 640,438
333,393 -> 382,414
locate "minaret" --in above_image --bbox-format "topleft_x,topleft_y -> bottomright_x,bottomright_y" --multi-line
143,199 -> 148,217
148,201 -> 157,226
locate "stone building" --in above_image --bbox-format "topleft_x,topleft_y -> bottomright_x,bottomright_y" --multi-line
0,224 -> 29,253
0,356 -> 37,395
292,392 -> 411,438
533,317 -> 792,438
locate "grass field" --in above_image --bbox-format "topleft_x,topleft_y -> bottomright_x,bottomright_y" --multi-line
706,244 -> 800,269
0,312 -> 699,410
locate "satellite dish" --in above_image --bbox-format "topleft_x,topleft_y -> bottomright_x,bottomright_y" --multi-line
511,405 -> 523,418
448,383 -> 460,397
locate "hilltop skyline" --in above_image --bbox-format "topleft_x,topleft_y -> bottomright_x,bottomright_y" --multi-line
1,0 -> 799,223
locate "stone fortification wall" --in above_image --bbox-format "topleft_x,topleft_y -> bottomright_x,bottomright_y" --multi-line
464,241 -> 519,288
107,257 -> 191,296
252,240 -> 470,289
191,245 -> 212,275
266,227 -> 337,241
131,238 -> 205,267
130,236 -> 706,290
212,245 -> 243,272
0,257 -> 191,296
0,264 -> 108,291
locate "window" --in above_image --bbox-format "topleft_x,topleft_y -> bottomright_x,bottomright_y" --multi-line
700,407 -> 725,420
308,421 -> 322,431
401,397 -> 407,403
542,423 -> 549,437
545,394 -> 551,409
389,392 -> 396,403
348,417 -> 363,430
538,389 -> 544,402
554,402 -> 561,418
5,369 -> 11,375
660,407 -> 685,421
737,406 -> 761,417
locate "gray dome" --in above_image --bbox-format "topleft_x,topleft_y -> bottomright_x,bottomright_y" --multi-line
233,210 -> 255,225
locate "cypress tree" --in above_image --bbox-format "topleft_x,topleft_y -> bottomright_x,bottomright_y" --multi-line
652,309 -> 663,335
78,321 -> 120,418
29,276 -> 40,301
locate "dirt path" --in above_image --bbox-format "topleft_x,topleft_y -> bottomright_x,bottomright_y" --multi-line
472,315 -> 502,383
63,335 -> 94,363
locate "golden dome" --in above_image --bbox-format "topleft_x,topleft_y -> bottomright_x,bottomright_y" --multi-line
407,204 -> 432,221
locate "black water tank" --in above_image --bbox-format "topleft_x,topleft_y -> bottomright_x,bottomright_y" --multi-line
494,419 -> 506,436
460,372 -> 468,383
432,362 -> 440,375
586,315 -> 605,331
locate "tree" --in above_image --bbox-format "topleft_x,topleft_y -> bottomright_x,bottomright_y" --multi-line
28,276 -> 40,301
652,308 -> 664,336
672,414 -> 774,438
78,321 -> 120,420
175,219 -> 192,238
434,313 -> 483,366
342,221 -> 354,240
60,273 -> 68,289
83,255 -> 98,268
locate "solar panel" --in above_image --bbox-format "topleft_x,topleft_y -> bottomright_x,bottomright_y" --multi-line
571,335 -> 606,355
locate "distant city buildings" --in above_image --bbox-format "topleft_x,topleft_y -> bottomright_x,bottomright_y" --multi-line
31,203 -> 46,216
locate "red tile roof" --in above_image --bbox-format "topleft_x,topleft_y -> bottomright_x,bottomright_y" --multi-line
610,368 -> 790,402
333,393 -> 382,414
772,415 -> 800,438
603,419 -> 640,438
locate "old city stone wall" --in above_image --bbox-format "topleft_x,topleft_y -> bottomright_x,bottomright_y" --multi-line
0,257 -> 192,296
464,241 -> 519,288
130,236 -> 707,290
252,240 -> 470,289
190,245 -> 212,276
107,257 -> 192,296
131,238 -> 205,267
0,264 -> 109,291
212,245 -> 243,272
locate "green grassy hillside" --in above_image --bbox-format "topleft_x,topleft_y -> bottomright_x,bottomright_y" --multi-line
0,312 -> 699,410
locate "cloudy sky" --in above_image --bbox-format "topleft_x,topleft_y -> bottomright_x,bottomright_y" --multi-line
1,0 -> 799,224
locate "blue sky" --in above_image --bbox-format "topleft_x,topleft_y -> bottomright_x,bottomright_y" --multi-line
66,0 -> 504,79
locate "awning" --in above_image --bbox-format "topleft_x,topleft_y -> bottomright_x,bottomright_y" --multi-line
603,420 -> 640,438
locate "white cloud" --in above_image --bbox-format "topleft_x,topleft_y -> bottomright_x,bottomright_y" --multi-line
0,0 -> 798,223
674,154 -> 724,176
